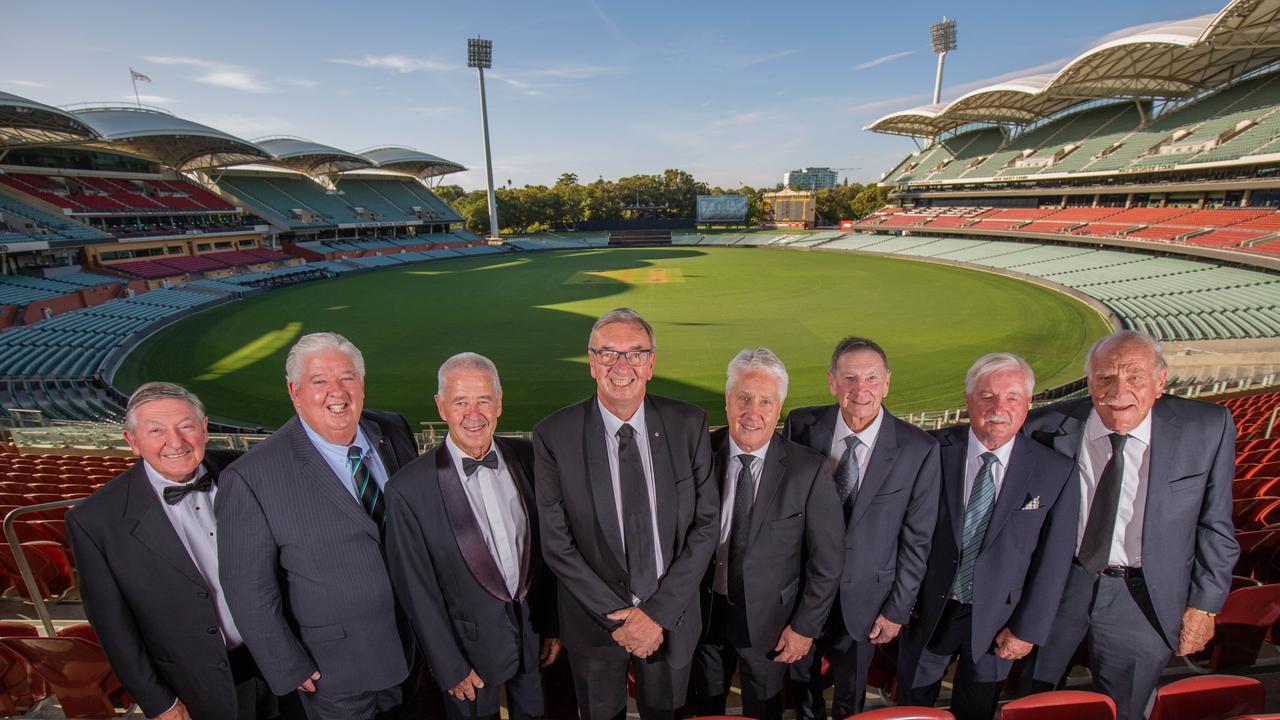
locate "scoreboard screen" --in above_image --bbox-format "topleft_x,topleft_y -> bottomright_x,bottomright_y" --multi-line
696,195 -> 748,223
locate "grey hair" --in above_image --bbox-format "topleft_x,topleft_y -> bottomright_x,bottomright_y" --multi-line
965,353 -> 1035,396
437,352 -> 503,397
726,348 -> 789,404
285,332 -> 365,383
1085,330 -> 1168,376
587,307 -> 656,353
829,336 -> 891,374
125,382 -> 205,433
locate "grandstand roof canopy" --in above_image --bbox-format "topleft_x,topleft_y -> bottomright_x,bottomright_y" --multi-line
256,137 -> 373,175
359,146 -> 467,178
70,106 -> 272,170
0,92 -> 101,148
867,0 -> 1280,137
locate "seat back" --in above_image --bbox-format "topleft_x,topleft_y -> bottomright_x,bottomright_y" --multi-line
1149,675 -> 1265,720
0,637 -> 129,719
849,707 -> 957,720
1000,690 -> 1117,720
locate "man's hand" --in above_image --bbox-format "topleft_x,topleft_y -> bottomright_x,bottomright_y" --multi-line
152,700 -> 192,720
296,671 -> 321,693
607,607 -> 664,658
773,625 -> 813,664
1177,607 -> 1216,656
448,669 -> 485,701
994,628 -> 1034,660
868,614 -> 901,644
540,637 -> 563,667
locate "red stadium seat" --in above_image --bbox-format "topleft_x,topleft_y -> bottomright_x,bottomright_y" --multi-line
1232,498 -> 1280,531
1000,691 -> 1116,720
0,621 -> 43,715
0,636 -> 131,719
847,709 -> 956,720
55,624 -> 96,643
1193,584 -> 1280,669
0,542 -> 72,601
1230,575 -> 1262,591
1149,675 -> 1265,720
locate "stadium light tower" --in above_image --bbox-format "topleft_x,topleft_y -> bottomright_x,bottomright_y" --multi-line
467,36 -> 500,240
930,17 -> 957,105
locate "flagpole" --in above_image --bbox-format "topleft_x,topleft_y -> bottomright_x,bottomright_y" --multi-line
129,67 -> 141,107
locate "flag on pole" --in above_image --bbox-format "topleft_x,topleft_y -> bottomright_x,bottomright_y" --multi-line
130,69 -> 152,83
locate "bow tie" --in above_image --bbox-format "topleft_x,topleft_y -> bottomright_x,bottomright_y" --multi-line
462,451 -> 499,476
163,473 -> 214,505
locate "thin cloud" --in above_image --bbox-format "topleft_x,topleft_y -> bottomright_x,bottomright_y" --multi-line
845,92 -> 932,114
712,110 -> 767,127
188,113 -> 296,138
141,55 -> 275,93
329,55 -> 451,73
586,0 -> 624,40
123,94 -> 178,104
6,80 -> 47,89
855,50 -> 915,71
737,48 -> 799,68
523,63 -> 622,80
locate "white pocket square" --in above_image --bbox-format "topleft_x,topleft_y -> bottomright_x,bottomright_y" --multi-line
1021,496 -> 1041,510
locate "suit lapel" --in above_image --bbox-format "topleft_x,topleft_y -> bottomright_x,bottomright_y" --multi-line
852,411 -> 900,525
1141,398 -> 1182,550
646,396 -> 678,567
584,399 -> 627,572
286,417 -> 380,540
748,435 -> 787,547
123,463 -> 209,589
434,445 -> 513,603
807,405 -> 837,460
981,436 -> 1036,552
939,428 -> 968,547
496,436 -> 535,602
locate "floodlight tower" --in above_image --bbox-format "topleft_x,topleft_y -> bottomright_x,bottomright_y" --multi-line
467,36 -> 500,239
930,17 -> 957,105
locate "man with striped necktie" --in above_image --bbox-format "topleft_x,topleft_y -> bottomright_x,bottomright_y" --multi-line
218,332 -> 420,720
897,353 -> 1077,720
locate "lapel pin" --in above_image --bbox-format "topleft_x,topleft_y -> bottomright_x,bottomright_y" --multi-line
654,432 -> 660,438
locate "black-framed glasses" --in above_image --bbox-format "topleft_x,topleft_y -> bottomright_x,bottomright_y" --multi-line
590,348 -> 653,366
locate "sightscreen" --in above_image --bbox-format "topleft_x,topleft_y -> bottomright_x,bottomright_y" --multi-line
697,195 -> 748,223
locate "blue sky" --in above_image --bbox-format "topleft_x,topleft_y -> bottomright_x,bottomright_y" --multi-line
2,0 -> 1224,190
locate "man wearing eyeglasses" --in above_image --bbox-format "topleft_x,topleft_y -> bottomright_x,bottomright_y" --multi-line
533,307 -> 719,720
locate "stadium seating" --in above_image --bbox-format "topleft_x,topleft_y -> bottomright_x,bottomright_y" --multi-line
1000,691 -> 1116,720
849,709 -> 956,720
1147,676 -> 1265,720
1192,585 -> 1280,668
0,635 -> 131,719
0,194 -> 112,243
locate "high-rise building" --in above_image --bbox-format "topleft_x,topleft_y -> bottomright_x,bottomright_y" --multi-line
784,167 -> 839,190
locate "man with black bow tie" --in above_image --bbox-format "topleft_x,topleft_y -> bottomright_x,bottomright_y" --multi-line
385,353 -> 560,720
69,382 -> 277,720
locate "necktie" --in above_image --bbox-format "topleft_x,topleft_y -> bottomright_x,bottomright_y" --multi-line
727,454 -> 755,608
617,424 -> 658,602
1078,433 -> 1129,574
163,472 -> 213,505
952,452 -> 999,604
835,435 -> 861,516
463,450 -> 499,476
348,445 -> 386,528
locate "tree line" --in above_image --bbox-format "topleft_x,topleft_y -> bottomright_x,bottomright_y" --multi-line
433,170 -> 890,235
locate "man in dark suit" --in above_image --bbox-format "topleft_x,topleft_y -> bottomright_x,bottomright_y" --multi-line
218,332 -> 420,720
898,354 -> 1077,720
385,352 -> 560,720
1026,330 -> 1239,720
69,382 -> 277,720
689,348 -> 844,720
785,336 -> 940,719
533,308 -> 720,720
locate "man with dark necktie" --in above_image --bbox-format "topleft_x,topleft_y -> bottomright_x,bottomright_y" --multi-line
218,332 -> 420,720
897,354 -> 1077,720
533,308 -> 720,720
1026,331 -> 1239,720
385,353 -> 560,720
784,336 -> 940,719
688,349 -> 844,720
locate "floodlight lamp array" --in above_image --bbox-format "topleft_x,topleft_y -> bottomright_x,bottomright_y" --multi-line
931,18 -> 957,54
467,37 -> 493,69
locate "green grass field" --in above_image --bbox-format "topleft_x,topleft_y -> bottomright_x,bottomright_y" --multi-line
115,247 -> 1112,430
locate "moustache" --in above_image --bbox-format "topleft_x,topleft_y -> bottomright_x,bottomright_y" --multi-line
984,413 -> 1011,424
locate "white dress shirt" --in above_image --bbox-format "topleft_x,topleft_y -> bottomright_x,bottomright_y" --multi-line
300,419 -> 390,502
713,437 -> 770,596
1075,409 -> 1153,567
597,398 -> 666,602
144,461 -> 243,649
963,428 -> 1015,504
445,436 -> 528,597
827,405 -> 885,488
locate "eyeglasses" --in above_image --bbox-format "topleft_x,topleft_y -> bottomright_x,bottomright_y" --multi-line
590,348 -> 653,366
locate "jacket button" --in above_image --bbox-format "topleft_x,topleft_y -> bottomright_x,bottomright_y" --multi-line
197,592 -> 209,599
217,661 -> 228,669
207,627 -> 219,635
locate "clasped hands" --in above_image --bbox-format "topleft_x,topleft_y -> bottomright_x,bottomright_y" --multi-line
607,607 -> 664,658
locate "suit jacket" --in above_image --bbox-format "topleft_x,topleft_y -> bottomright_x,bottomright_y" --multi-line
217,410 -> 419,695
384,436 -> 556,691
783,404 -> 941,637
1023,395 -> 1239,648
900,428 -> 1077,678
533,394 -> 720,661
68,450 -> 246,720
702,429 -> 844,650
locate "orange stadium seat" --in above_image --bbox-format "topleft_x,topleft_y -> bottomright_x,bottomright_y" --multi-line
1192,584 -> 1280,669
1232,497 -> 1280,531
1148,675 -> 1265,720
